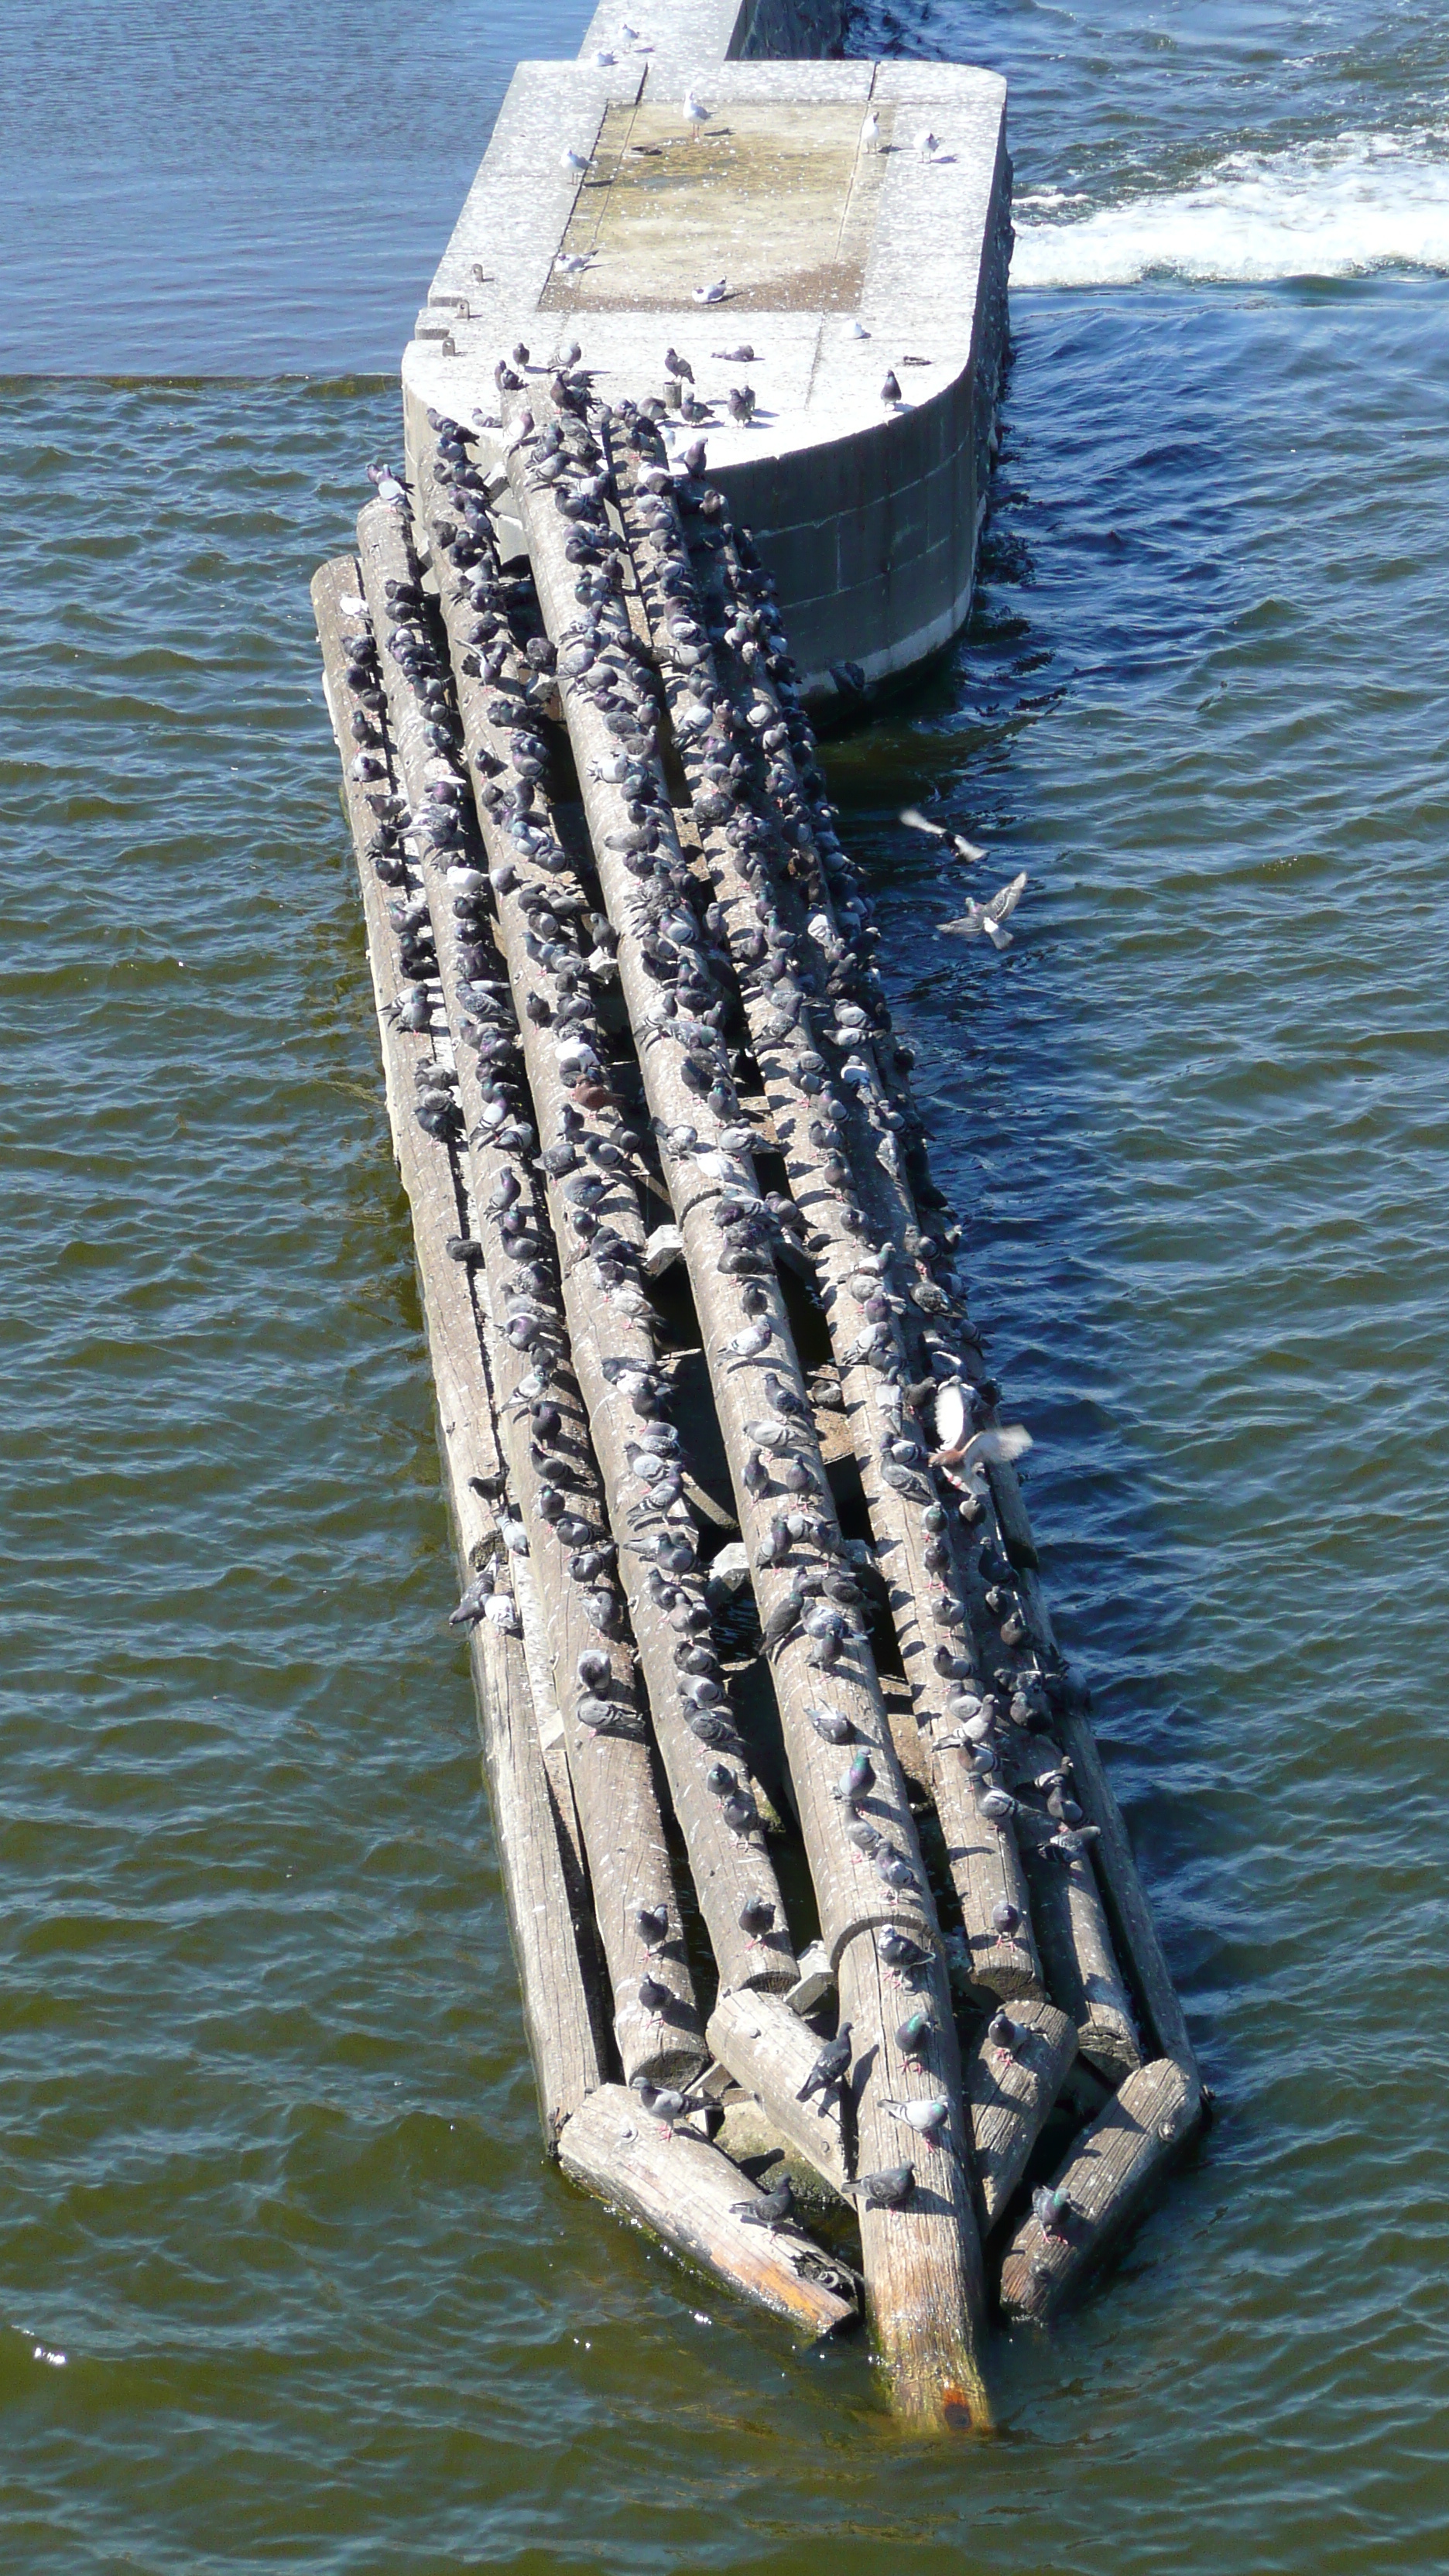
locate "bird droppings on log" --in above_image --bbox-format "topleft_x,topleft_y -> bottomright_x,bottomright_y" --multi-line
311,385 -> 1204,2427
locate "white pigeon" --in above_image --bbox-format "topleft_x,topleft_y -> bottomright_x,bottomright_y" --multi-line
882,2096 -> 951,2143
931,1409 -> 1034,1483
939,871 -> 1029,948
899,803 -> 987,862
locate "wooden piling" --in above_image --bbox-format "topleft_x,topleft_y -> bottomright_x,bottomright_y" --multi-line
355,504 -> 706,2090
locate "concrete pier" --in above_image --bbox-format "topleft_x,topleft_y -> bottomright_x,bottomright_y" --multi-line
402,9 -> 1009,701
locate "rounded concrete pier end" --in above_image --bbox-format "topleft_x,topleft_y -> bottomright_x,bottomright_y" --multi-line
402,0 -> 1010,704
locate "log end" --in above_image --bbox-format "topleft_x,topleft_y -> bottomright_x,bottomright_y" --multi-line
999,2057 -> 1204,2324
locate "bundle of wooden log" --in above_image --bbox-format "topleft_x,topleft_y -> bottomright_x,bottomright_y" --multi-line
311,384 -> 1204,2432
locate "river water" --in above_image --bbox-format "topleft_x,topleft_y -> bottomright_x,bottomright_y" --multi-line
3,1 -> 1447,2566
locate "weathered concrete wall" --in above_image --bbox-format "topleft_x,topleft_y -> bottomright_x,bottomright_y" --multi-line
579,0 -> 844,70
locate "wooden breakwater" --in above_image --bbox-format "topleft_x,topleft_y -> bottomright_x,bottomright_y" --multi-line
312,381 -> 1204,2430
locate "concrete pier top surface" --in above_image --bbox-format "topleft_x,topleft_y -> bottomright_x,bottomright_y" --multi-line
402,9 -> 1010,697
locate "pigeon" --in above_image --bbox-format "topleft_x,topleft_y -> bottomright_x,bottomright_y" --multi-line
637,1971 -> 672,2017
732,2177 -> 793,2229
834,1749 -> 875,1813
1032,2182 -> 1073,2241
987,2007 -> 1024,2059
738,1894 -> 777,1941
876,1925 -> 931,1977
899,804 -> 986,862
880,371 -> 902,405
635,1903 -> 670,1953
726,1320 -> 774,1360
930,1420 -> 1033,1482
940,872 -> 1029,949
664,347 -> 694,385
796,2023 -> 853,2105
896,2011 -> 933,2064
882,2096 -> 951,2147
842,2163 -> 914,2210
449,1571 -> 493,1628
630,2073 -> 700,2135
809,1702 -> 855,1747
992,1899 -> 1023,1940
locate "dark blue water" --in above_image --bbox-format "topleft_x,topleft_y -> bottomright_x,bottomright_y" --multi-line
2,1 -> 1447,2564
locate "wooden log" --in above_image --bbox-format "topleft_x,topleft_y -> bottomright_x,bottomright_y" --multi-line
355,504 -> 705,2090
961,1998 -> 1077,2232
835,1927 -> 992,2431
998,2056 -> 1203,2322
313,556 -> 606,2136
558,2083 -> 858,2341
670,509 -> 1150,2084
1023,1836 -> 1142,2080
502,420 -> 933,1976
705,1989 -> 848,2191
504,406 -> 990,2427
608,425 -> 1041,2007
470,1619 -> 611,2141
1015,1560 -> 1203,2086
411,448 -> 797,2002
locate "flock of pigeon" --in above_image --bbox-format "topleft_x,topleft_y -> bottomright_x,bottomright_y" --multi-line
341,341 -> 1082,2248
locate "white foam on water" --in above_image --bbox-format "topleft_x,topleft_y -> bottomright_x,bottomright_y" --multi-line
1012,126 -> 1449,286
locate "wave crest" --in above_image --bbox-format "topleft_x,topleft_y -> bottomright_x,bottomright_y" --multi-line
1011,127 -> 1449,287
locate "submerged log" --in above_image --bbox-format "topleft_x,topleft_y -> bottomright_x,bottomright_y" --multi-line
559,2083 -> 858,2340
999,2056 -> 1203,2322
961,1998 -> 1077,2232
313,555 -> 607,2135
355,503 -> 705,2090
705,1989 -> 849,2192
1018,1561 -> 1202,2086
